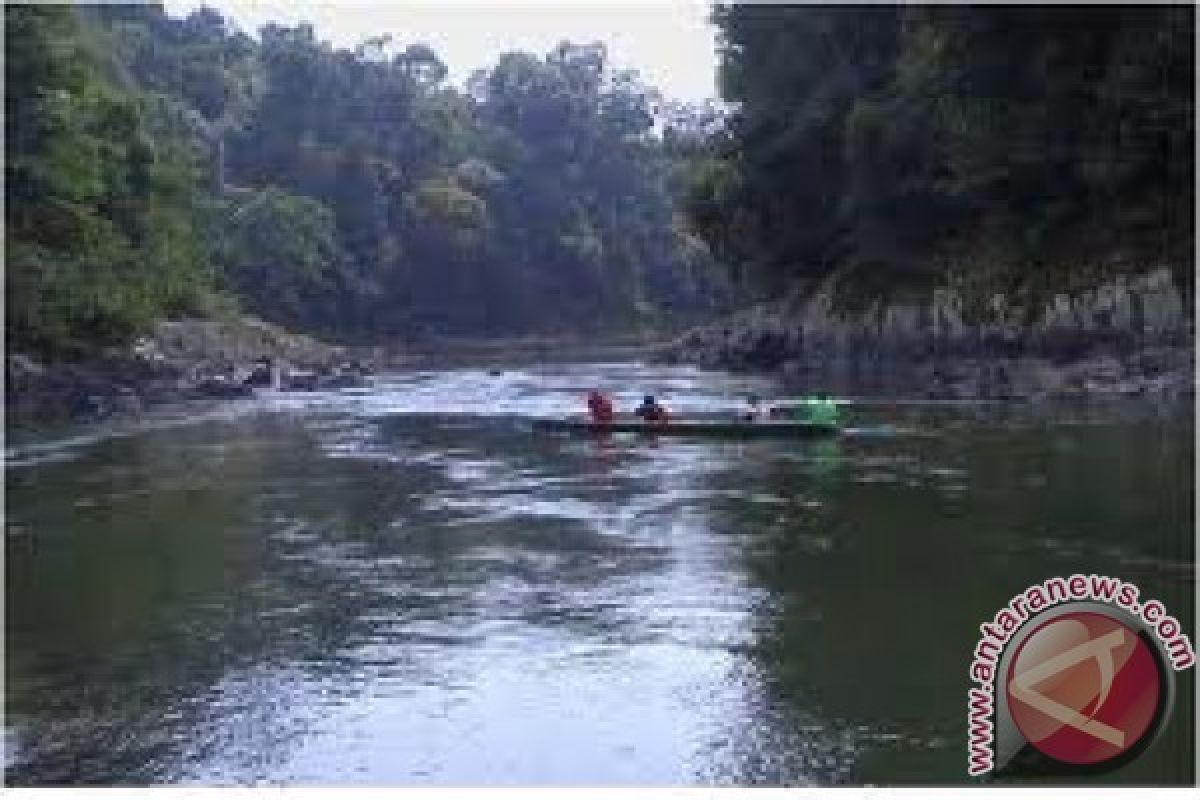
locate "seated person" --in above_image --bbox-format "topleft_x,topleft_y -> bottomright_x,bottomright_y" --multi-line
586,389 -> 615,424
740,394 -> 765,421
634,394 -> 669,424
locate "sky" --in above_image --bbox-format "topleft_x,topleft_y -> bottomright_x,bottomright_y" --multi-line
161,0 -> 720,103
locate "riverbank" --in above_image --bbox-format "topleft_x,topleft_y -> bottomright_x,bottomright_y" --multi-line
5,316 -> 377,423
661,267 -> 1195,400
4,316 -> 693,425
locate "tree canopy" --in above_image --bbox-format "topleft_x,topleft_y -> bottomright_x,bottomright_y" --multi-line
6,5 -> 212,353
688,4 -> 1194,300
6,3 -> 728,354
13,4 -> 1185,356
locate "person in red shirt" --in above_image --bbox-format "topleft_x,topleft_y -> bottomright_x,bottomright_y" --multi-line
586,390 -> 615,424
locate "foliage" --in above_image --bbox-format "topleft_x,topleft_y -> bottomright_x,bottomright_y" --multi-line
6,4 -> 728,353
207,187 -> 358,333
692,4 -> 1194,298
211,15 -> 729,336
5,5 -> 211,354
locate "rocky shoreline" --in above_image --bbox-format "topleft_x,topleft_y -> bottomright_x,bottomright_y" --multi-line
7,269 -> 1194,425
5,316 -> 380,424
661,267 -> 1195,400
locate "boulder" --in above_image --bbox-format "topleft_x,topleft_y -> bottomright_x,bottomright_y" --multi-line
194,377 -> 253,399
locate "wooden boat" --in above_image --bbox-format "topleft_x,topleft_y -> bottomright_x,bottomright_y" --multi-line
531,416 -> 840,438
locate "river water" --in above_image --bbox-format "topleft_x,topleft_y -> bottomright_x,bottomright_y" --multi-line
4,359 -> 1194,785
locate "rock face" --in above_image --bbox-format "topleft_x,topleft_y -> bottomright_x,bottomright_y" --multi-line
662,268 -> 1194,398
148,316 -> 343,374
6,315 -> 378,423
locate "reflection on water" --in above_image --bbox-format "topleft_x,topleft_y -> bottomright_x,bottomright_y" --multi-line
4,362 -> 1194,785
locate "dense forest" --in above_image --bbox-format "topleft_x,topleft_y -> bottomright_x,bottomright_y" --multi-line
687,4 -> 1194,302
6,3 -> 726,355
7,4 -> 1194,358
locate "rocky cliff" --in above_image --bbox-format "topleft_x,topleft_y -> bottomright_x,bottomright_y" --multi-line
663,268 -> 1194,398
6,315 -> 375,423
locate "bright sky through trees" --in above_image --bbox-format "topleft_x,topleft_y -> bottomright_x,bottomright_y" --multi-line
162,0 -> 719,102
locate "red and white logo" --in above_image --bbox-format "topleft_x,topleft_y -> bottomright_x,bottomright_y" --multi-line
1005,611 -> 1163,766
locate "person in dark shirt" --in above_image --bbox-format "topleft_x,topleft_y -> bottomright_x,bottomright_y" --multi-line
634,394 -> 669,424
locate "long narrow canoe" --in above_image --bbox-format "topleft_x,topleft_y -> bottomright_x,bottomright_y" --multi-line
532,417 -> 840,438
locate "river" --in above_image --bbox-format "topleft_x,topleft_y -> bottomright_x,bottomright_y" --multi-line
4,358 -> 1194,785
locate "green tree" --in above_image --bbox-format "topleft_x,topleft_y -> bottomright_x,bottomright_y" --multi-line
693,4 -> 1194,300
6,4 -> 211,354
